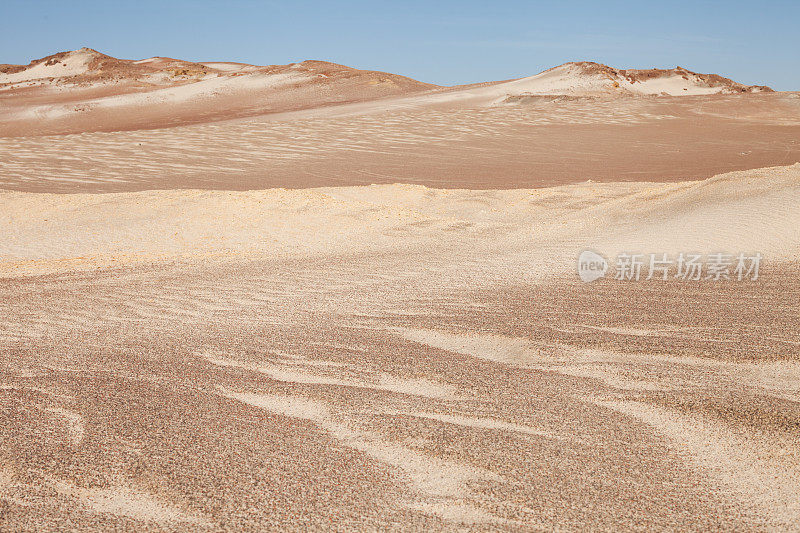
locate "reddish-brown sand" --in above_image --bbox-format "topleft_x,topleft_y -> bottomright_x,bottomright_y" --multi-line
1,50 -> 799,531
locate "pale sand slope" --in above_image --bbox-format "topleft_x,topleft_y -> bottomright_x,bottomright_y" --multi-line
1,164 -> 798,278
413,62 -> 771,107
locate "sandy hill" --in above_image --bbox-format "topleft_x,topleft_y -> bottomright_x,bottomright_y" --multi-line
543,61 -> 771,95
0,48 -> 436,135
0,50 -> 778,136
0,47 -> 431,90
444,62 -> 773,105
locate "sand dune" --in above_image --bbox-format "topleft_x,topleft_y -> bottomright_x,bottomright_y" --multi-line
3,50 -> 798,200
0,49 -> 787,137
1,164 -> 797,278
2,92 -> 798,191
0,48 -> 435,136
487,62 -> 772,101
2,48 -> 800,530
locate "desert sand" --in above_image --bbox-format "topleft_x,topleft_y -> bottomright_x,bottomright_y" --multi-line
1,50 -> 799,531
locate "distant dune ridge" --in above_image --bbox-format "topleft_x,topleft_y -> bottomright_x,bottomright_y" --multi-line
0,48 -> 771,94
0,48 -> 434,135
495,61 -> 773,100
0,48 -> 780,136
0,47 -> 432,89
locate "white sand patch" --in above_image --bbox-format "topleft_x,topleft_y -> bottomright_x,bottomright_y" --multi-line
1,164 -> 797,278
414,63 -> 731,106
392,327 -> 539,365
490,64 -> 617,98
409,501 -> 508,525
389,411 -> 561,439
735,361 -> 800,403
244,364 -> 353,388
97,72 -> 307,106
394,327 -> 670,391
204,355 -> 457,399
9,71 -> 310,121
374,375 -> 457,399
626,75 -> 722,96
247,350 -> 348,367
595,399 -> 800,528
581,354 -> 800,399
225,391 -> 329,420
394,327 -> 800,397
222,390 -> 501,499
588,164 -> 800,261
0,49 -> 96,84
52,481 -> 207,525
202,62 -> 253,72
402,65 -> 613,106
577,325 -> 671,337
346,432 -> 497,498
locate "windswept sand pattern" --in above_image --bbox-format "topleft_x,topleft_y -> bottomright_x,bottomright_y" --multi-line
1,93 -> 799,192
1,161 -> 800,529
0,103 -> 677,187
219,390 -> 506,523
2,258 -> 798,529
594,399 -> 800,529
2,48 -> 800,529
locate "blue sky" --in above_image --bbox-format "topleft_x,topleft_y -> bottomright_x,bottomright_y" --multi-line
2,0 -> 798,89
